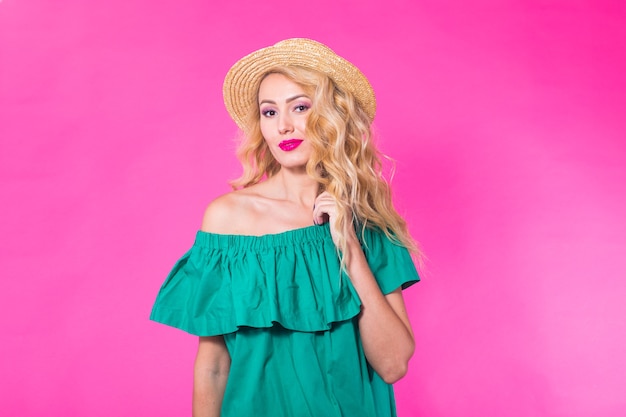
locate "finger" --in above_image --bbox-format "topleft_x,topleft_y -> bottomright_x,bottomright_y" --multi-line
313,196 -> 336,225
313,203 -> 331,225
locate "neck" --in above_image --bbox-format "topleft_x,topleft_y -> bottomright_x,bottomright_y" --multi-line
269,167 -> 319,206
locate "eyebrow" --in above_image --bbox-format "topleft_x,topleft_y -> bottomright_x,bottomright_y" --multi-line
259,94 -> 310,106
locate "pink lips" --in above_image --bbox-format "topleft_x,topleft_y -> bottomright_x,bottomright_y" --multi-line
278,139 -> 304,151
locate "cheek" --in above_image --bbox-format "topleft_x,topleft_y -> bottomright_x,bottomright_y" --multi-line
296,116 -> 309,135
259,119 -> 271,139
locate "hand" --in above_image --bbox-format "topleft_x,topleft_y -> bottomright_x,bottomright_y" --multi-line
313,191 -> 357,247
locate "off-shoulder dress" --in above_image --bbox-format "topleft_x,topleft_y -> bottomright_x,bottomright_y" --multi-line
150,223 -> 419,417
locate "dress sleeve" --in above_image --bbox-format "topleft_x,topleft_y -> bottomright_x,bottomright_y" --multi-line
360,227 -> 420,294
149,237 -> 239,336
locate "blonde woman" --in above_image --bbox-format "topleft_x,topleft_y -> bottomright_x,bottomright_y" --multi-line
151,38 -> 420,417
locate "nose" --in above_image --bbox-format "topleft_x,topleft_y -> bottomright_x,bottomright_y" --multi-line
278,113 -> 294,135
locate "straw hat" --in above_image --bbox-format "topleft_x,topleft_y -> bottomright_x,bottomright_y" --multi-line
223,38 -> 376,130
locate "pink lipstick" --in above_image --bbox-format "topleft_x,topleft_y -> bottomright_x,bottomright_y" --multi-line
278,139 -> 304,151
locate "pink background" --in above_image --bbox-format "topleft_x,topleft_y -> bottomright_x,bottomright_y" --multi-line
1,1 -> 625,416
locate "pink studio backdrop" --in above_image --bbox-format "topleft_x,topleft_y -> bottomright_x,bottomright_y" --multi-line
1,1 -> 625,416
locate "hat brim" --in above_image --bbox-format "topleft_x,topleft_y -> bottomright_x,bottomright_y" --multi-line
223,38 -> 376,130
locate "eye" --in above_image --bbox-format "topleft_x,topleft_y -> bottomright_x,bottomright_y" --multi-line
294,104 -> 310,112
261,109 -> 277,117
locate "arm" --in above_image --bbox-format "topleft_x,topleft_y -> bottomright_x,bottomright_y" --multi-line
344,243 -> 415,384
314,192 -> 415,384
192,197 -> 236,416
193,336 -> 231,417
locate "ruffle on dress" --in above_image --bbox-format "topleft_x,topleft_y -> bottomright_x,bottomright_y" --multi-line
150,223 -> 419,336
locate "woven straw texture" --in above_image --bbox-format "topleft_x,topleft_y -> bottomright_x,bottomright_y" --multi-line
223,38 -> 376,130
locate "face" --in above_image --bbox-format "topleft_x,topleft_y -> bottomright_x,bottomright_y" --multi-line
258,73 -> 312,171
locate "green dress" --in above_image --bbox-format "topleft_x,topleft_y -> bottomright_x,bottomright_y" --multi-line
150,223 -> 419,416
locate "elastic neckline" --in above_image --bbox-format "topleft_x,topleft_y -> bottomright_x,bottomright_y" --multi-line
195,223 -> 333,250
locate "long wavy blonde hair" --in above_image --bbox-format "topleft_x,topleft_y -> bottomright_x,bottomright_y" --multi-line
230,66 -> 419,259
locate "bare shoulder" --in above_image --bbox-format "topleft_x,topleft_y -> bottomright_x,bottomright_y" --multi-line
201,193 -> 233,233
200,187 -> 263,234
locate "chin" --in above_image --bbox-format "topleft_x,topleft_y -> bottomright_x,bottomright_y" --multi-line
278,161 -> 309,171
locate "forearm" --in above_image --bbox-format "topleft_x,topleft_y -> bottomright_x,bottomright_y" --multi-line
344,241 -> 415,384
193,337 -> 230,417
192,370 -> 228,417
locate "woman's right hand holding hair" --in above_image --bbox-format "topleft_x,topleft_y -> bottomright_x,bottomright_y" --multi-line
312,191 -> 357,247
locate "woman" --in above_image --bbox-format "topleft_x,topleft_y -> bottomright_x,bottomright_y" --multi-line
151,38 -> 420,417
